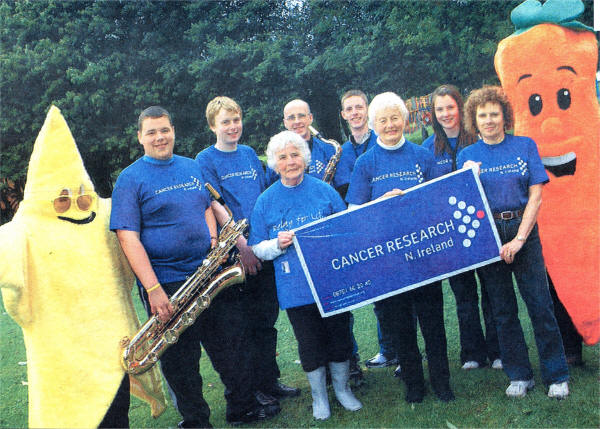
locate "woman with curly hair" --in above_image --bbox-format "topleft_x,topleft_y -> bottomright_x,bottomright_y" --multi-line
458,86 -> 569,399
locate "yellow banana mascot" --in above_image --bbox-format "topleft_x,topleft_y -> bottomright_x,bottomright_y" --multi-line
0,106 -> 165,427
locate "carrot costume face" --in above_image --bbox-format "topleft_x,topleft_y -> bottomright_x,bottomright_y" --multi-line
495,0 -> 599,345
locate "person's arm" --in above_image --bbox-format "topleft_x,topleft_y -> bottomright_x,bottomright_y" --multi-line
500,183 -> 543,264
205,206 -> 218,249
210,200 -> 262,275
116,229 -> 173,321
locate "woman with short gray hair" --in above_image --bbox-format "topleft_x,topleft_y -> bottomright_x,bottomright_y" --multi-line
249,130 -> 362,420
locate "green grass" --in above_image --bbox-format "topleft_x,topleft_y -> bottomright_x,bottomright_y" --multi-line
1,281 -> 599,428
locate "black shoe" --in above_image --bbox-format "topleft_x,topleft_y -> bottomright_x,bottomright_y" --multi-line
254,390 -> 281,416
435,389 -> 455,402
349,356 -> 365,387
226,405 -> 275,426
178,420 -> 213,428
405,386 -> 425,403
263,381 -> 301,398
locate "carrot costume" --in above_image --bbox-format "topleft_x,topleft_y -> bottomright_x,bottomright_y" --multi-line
495,0 -> 599,345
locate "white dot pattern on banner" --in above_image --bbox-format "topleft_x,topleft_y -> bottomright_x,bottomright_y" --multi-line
448,195 -> 484,248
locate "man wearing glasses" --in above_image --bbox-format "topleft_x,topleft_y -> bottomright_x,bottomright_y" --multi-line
281,99 -> 337,182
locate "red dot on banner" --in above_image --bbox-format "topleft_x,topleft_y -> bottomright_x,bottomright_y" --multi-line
476,210 -> 485,219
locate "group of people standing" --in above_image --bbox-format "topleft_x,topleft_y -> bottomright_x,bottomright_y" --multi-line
109,83 -> 575,428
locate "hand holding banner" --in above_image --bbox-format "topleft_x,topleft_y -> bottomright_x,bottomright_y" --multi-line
293,168 -> 501,316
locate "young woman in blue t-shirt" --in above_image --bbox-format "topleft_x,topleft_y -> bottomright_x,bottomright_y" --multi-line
458,86 -> 569,399
423,85 -> 501,371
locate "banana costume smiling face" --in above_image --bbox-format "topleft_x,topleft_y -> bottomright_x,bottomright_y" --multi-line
495,0 -> 599,345
0,106 -> 165,427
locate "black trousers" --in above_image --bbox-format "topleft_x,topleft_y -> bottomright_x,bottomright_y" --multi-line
240,261 -> 281,390
548,274 -> 583,358
99,374 -> 130,428
449,270 -> 500,365
140,281 -> 255,425
286,303 -> 353,372
375,282 -> 450,394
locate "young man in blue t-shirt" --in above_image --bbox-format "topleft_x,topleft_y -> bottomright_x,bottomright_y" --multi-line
111,106 -> 266,427
196,97 -> 300,413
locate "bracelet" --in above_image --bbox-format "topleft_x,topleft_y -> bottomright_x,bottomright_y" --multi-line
211,236 -> 218,240
146,283 -> 161,293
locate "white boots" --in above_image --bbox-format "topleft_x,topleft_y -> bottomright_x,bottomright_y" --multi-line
306,361 -> 362,420
306,366 -> 330,420
329,360 -> 363,412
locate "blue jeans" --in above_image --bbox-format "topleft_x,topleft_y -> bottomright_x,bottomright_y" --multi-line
478,219 -> 569,385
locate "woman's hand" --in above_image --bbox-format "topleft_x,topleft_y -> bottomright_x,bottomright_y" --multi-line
462,160 -> 482,175
277,230 -> 295,250
500,238 -> 524,264
380,188 -> 404,199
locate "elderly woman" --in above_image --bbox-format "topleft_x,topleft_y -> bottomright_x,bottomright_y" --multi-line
248,130 -> 362,420
457,86 -> 569,399
346,92 -> 454,403
422,84 -> 501,371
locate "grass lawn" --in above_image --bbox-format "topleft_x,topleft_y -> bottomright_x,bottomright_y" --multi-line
1,280 -> 598,428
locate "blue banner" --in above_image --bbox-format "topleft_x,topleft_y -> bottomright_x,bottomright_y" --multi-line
293,168 -> 502,316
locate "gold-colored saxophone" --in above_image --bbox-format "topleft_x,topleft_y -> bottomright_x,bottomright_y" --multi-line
120,183 -> 247,375
309,125 -> 342,185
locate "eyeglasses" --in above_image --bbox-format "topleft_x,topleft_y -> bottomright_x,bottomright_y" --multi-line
53,186 -> 93,213
284,113 -> 308,121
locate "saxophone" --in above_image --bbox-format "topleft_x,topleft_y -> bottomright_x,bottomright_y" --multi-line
120,184 -> 247,375
309,125 -> 342,185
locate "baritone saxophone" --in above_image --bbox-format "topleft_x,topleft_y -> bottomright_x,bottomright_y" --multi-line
120,183 -> 246,375
309,125 -> 342,185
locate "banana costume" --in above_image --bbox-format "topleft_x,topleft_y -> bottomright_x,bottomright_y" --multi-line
0,106 -> 165,427
495,0 -> 599,345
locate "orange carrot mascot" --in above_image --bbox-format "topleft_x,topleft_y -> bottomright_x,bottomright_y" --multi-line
495,0 -> 599,345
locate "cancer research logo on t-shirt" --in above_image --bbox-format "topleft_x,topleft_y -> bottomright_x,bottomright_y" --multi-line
448,196 -> 486,248
371,163 -> 425,184
312,159 -> 326,174
480,157 -> 527,176
154,175 -> 202,195
220,168 -> 258,181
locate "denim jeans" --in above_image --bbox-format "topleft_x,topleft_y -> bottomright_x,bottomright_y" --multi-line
478,219 -> 569,385
449,270 -> 500,365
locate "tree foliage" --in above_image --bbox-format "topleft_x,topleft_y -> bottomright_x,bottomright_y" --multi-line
1,0 -> 595,197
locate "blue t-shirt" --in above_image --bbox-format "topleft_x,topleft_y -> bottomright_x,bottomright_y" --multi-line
248,175 -> 346,309
421,135 -> 459,177
456,134 -> 549,213
110,155 -> 212,284
195,145 -> 267,222
335,130 -> 378,187
346,140 -> 437,205
265,136 -> 337,185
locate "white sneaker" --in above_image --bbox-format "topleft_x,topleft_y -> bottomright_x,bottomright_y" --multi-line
491,359 -> 503,369
548,381 -> 569,399
506,379 -> 535,397
365,352 -> 398,368
461,360 -> 480,370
